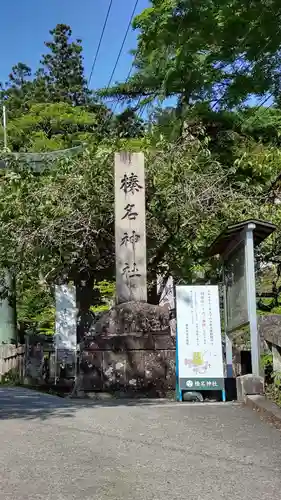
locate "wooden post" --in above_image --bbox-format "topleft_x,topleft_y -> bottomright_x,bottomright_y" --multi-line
114,152 -> 147,303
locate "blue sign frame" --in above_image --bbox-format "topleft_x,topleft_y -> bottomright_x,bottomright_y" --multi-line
175,285 -> 226,403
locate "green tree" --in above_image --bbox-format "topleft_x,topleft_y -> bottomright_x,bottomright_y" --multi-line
111,108 -> 145,138
39,24 -> 90,106
0,24 -> 93,121
8,63 -> 32,87
17,279 -> 55,339
0,131 -> 266,293
0,63 -> 35,117
0,23 -> 144,150
2,102 -> 98,152
101,0 -> 281,110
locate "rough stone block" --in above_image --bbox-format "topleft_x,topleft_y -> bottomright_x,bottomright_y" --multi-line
93,301 -> 170,336
236,374 -> 264,401
144,351 -> 166,384
83,334 -> 155,351
80,351 -> 103,390
258,315 -> 281,347
272,344 -> 281,372
102,352 -> 127,388
165,350 -> 176,387
126,351 -> 145,386
154,334 -> 175,350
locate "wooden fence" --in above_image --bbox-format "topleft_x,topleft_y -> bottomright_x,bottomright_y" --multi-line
0,344 -> 25,382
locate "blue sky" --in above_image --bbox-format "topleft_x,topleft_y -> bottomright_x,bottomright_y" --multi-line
0,0 -> 265,112
0,0 -> 150,90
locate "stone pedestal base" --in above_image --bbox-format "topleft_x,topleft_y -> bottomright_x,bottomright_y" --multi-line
236,374 -> 264,401
80,301 -> 175,394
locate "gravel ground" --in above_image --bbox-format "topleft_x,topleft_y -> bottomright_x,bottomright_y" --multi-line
0,386 -> 281,500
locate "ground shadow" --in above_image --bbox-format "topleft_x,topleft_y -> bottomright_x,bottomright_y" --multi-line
0,386 -> 177,421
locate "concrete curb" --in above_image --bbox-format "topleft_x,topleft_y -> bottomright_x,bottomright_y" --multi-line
244,394 -> 281,430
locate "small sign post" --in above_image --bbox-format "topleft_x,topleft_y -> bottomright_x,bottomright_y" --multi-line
176,285 -> 225,402
208,219 -> 276,378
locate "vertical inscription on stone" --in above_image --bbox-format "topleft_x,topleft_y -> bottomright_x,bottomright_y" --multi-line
115,152 -> 147,303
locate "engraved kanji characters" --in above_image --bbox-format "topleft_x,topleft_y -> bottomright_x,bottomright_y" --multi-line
122,262 -> 141,278
120,173 -> 143,194
120,230 -> 140,247
121,203 -> 138,220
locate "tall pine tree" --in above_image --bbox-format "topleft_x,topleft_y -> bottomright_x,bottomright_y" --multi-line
39,24 -> 90,106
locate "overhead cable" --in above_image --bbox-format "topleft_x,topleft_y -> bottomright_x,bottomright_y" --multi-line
88,0 -> 114,86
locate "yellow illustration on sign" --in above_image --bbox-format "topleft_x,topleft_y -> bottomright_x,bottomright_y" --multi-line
192,352 -> 204,366
184,352 -> 210,374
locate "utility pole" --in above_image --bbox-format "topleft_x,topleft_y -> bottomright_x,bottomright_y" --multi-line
2,106 -> 7,150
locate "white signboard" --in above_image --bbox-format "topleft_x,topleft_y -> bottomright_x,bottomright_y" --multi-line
55,284 -> 77,351
176,285 -> 224,391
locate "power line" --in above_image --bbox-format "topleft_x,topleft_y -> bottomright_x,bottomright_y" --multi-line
88,0 -> 114,87
239,93 -> 273,130
110,64 -> 135,116
99,3 -> 275,138
212,8 -> 281,112
113,0 -> 185,119
96,0 -> 139,132
104,0 -> 185,126
105,0 -> 139,92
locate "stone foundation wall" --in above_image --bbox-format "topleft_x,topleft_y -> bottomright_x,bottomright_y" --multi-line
23,301 -> 176,393
258,315 -> 281,374
80,333 -> 176,393
258,315 -> 281,347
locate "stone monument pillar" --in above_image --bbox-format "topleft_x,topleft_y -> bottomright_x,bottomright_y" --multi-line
77,151 -> 173,395
114,152 -> 147,303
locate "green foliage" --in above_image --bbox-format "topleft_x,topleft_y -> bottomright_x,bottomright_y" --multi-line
91,281 -> 115,313
2,102 -> 97,152
0,128 -> 265,292
0,368 -> 22,386
266,371 -> 281,408
1,24 -> 90,115
102,1 -> 281,109
261,353 -> 273,370
3,15 -> 281,333
16,281 -> 55,337
0,23 -> 146,152
39,24 -> 90,106
0,63 -> 35,118
0,146 -> 115,285
261,353 -> 281,407
110,108 -> 145,139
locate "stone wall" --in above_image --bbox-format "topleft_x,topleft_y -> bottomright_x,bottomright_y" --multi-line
78,301 -> 175,394
258,315 -> 281,347
24,302 -> 176,394
258,315 -> 281,373
80,333 -> 176,394
24,335 -> 75,386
